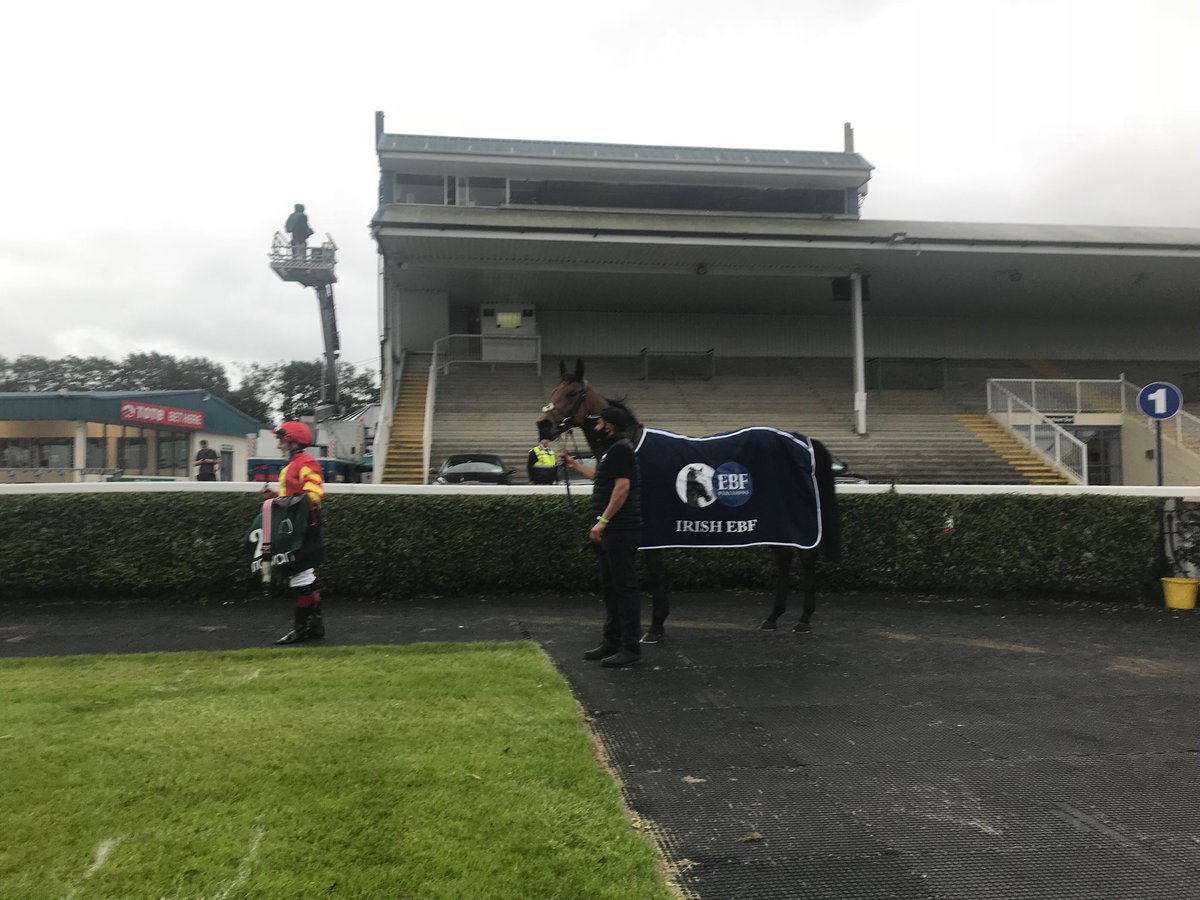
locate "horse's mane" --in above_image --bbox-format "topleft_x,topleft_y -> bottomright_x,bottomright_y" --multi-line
600,396 -> 641,429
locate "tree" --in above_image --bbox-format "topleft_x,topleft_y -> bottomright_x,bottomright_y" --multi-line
0,352 -> 378,423
114,353 -> 229,395
273,360 -> 379,420
226,363 -> 278,424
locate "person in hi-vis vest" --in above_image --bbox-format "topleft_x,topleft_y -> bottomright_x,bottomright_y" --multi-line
527,437 -> 559,484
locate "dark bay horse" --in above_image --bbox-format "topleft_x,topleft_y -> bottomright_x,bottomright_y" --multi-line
537,359 -> 840,641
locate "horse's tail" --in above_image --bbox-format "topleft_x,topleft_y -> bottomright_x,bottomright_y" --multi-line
812,439 -> 841,561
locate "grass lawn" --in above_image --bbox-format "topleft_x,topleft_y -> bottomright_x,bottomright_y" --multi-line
0,643 -> 673,900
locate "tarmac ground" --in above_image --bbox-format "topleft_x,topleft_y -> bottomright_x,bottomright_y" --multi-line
4,590 -> 1200,899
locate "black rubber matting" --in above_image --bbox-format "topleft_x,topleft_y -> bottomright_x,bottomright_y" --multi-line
535,593 -> 1200,899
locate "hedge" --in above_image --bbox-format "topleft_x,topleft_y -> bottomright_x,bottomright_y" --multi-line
0,492 -> 1163,603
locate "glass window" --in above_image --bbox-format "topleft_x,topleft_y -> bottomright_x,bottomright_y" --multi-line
86,438 -> 106,469
36,441 -> 72,468
394,174 -> 445,205
465,177 -> 506,207
158,435 -> 190,475
0,439 -> 32,468
118,437 -> 148,471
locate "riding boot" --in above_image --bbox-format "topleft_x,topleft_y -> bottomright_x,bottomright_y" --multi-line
275,607 -> 311,645
307,600 -> 325,639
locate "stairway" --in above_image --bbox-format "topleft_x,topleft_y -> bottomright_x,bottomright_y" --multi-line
954,414 -> 1070,484
381,356 -> 431,484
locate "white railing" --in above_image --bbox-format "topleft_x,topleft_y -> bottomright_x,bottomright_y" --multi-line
987,381 -> 1089,484
987,377 -> 1125,414
268,231 -> 337,271
423,354 -> 438,485
430,334 -> 542,376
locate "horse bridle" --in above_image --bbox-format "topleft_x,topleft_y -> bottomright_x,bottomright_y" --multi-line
542,379 -> 593,434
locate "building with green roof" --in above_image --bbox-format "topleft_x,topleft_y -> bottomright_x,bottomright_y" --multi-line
0,390 -> 262,483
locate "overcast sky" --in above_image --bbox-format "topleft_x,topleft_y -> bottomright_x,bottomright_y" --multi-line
2,0 -> 1196,385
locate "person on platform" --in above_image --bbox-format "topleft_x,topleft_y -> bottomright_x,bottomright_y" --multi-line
285,203 -> 314,259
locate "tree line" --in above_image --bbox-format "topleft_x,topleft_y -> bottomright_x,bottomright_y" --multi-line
0,352 -> 379,424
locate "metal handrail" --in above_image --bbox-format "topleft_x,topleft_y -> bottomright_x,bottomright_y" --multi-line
987,381 -> 1089,484
429,333 -> 542,376
268,231 -> 337,270
423,351 -> 438,485
987,377 -> 1125,414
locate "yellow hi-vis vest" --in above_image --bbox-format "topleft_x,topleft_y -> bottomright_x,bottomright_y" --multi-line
531,445 -> 557,468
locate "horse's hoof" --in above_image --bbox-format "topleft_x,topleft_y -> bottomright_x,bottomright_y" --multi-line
792,622 -> 812,634
759,619 -> 777,631
640,630 -> 664,645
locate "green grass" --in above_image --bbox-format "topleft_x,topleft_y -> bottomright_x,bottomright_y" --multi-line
0,644 -> 673,900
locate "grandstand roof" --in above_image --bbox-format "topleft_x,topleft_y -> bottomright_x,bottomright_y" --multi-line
378,132 -> 872,173
374,205 -> 1200,319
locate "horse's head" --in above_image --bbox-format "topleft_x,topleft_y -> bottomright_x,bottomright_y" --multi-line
537,358 -> 603,443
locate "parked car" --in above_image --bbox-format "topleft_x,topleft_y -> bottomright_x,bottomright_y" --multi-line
561,456 -> 596,484
830,454 -> 869,484
432,453 -> 514,485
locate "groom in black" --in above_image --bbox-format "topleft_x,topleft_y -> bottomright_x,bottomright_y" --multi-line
561,406 -> 643,667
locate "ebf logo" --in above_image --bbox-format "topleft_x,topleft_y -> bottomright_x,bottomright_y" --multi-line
674,461 -> 753,508
712,462 -> 753,507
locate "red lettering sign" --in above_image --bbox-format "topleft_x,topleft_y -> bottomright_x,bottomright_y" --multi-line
119,401 -> 205,430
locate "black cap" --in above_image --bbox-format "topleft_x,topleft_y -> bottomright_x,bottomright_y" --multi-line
599,406 -> 631,430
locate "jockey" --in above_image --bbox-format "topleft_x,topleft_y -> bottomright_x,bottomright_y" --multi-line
267,420 -> 327,645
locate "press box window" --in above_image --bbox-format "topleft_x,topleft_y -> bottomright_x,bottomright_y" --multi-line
463,177 -> 506,207
394,174 -> 446,205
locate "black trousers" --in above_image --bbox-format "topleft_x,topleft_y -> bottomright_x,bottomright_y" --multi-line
597,530 -> 642,651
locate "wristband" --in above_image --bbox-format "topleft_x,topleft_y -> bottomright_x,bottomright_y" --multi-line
596,516 -> 610,524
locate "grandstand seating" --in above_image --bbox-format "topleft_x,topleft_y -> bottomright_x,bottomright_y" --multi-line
415,356 -> 1083,485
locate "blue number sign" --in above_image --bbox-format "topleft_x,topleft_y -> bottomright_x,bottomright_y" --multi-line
1137,382 -> 1182,420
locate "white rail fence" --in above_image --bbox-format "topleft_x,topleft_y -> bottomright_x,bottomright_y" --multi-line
986,380 -> 1091,484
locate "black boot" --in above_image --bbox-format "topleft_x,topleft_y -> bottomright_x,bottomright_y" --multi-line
600,648 -> 642,668
308,602 -> 325,639
583,642 -> 618,661
275,607 -> 311,645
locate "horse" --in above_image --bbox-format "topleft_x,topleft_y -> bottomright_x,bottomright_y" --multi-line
537,359 -> 840,641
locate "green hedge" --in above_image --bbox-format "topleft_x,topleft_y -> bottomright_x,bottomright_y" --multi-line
0,492 -> 1162,602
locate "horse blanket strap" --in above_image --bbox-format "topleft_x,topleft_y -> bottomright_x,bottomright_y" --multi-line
635,427 -> 822,550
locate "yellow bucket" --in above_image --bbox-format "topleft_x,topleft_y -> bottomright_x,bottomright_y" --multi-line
1161,577 -> 1198,610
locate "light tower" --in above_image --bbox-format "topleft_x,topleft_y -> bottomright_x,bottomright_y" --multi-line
268,226 -> 342,421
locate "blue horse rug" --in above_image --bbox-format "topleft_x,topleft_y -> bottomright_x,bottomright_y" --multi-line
634,426 -> 823,550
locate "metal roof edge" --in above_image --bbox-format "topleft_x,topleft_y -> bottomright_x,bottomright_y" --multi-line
378,132 -> 872,170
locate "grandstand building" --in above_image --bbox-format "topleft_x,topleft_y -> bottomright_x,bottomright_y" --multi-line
369,112 -> 1200,486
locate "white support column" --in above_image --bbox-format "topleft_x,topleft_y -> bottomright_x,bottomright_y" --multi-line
72,420 -> 87,483
851,271 -> 867,435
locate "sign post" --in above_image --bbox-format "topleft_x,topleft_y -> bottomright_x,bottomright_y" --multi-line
1136,382 -> 1182,486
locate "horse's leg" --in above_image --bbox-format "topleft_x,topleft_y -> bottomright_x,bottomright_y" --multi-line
759,547 -> 792,630
792,550 -> 817,634
641,549 -> 669,643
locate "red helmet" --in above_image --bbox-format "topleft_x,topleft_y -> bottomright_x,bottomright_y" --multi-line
274,421 -> 313,446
